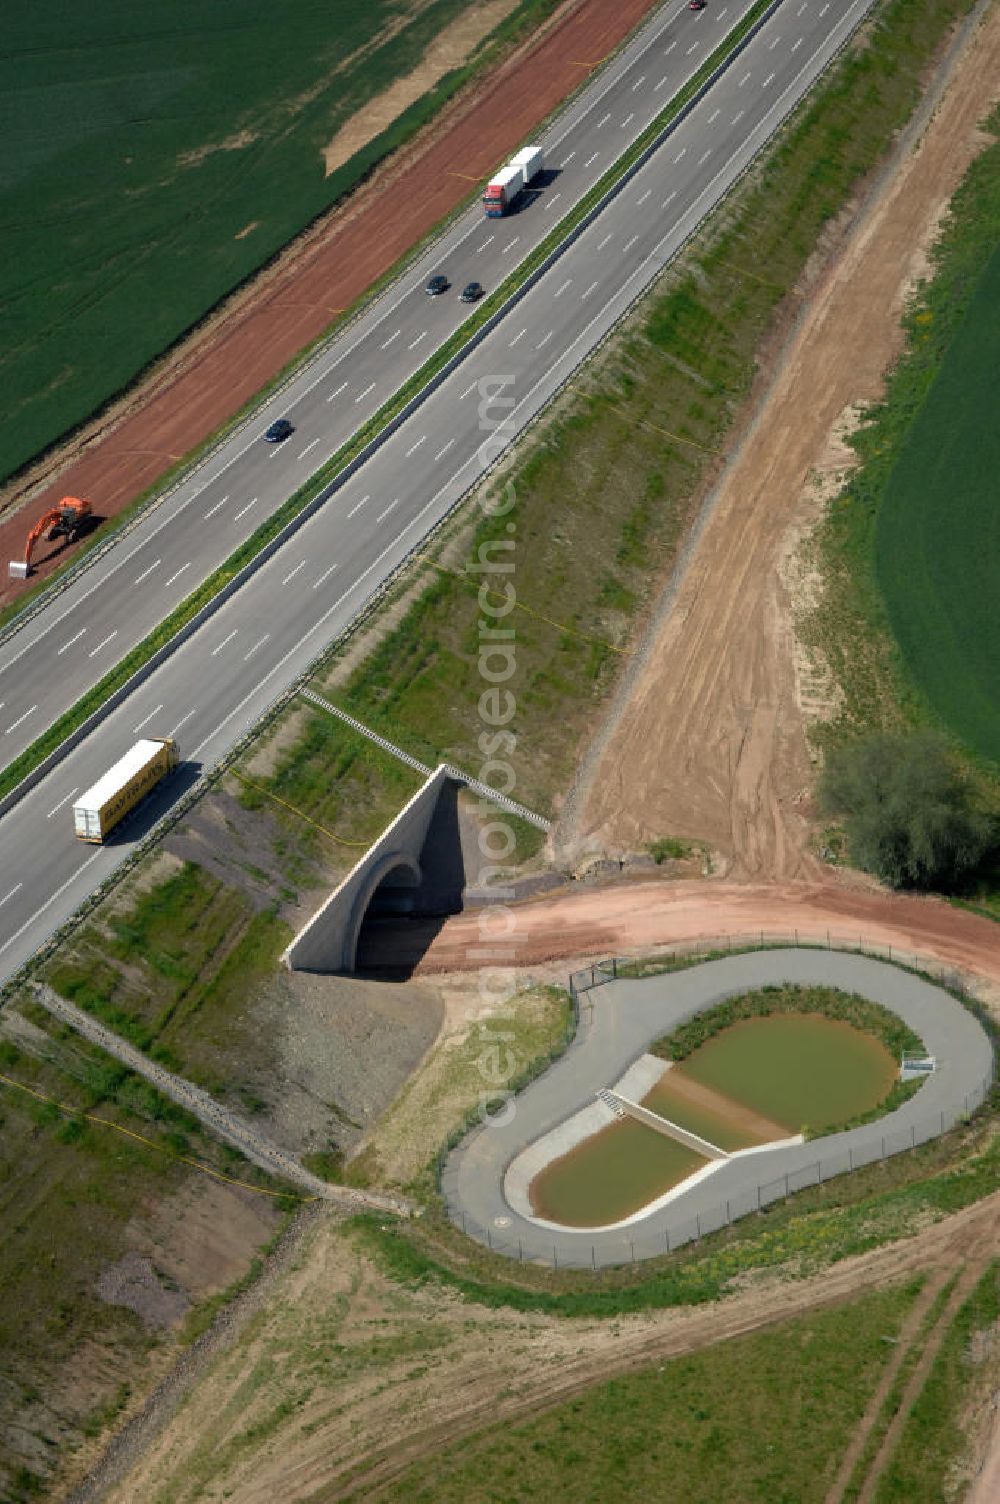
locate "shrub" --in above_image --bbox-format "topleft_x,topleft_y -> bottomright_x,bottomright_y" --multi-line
820,732 -> 995,890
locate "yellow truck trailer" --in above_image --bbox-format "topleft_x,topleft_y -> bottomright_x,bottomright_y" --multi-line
72,737 -> 179,842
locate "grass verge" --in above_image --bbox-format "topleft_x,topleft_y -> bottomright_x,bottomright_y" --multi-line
42,859 -> 292,1099
871,1260 -> 1000,1503
362,1282 -> 920,1504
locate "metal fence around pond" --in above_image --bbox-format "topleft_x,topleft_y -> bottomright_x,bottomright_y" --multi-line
443,932 -> 996,1270
440,1065 -> 994,1270
568,932 -> 978,1003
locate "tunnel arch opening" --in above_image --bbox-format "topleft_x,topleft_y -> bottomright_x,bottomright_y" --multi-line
346,852 -> 422,972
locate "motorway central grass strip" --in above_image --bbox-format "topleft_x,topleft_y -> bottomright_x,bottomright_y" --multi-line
363,1284 -> 919,1504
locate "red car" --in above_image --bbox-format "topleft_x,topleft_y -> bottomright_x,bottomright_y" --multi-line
689,1 -> 706,10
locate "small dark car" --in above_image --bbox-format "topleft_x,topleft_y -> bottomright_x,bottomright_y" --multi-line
264,418 -> 294,443
460,281 -> 484,303
425,274 -> 449,295
688,1 -> 706,10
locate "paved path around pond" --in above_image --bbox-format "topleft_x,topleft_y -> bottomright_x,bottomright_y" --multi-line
441,949 -> 994,1267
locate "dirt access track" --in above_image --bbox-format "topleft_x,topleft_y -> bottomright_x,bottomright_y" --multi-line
0,0 -> 659,606
418,879 -> 1000,997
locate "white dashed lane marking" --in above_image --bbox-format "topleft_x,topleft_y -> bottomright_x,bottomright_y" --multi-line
132,703 -> 163,734
46,791 -> 78,821
5,706 -> 36,735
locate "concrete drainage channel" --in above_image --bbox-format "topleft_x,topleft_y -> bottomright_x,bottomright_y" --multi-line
441,948 -> 995,1268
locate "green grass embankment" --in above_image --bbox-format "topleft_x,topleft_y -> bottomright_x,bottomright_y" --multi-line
43,861 -> 291,1098
366,1284 -> 920,1504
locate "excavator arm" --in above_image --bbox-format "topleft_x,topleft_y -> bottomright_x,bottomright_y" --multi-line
8,497 -> 92,580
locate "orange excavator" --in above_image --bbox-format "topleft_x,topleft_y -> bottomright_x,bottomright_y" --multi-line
8,497 -> 92,580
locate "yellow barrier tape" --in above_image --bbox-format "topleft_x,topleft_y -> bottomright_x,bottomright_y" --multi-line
629,412 -> 722,455
716,259 -> 799,295
228,768 -> 368,848
0,1069 -> 316,1201
417,556 -> 629,655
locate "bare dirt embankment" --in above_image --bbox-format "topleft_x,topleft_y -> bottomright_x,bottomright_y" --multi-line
0,0 -> 659,605
561,0 -> 1000,882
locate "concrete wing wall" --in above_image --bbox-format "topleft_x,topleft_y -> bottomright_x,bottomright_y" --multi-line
282,764 -> 454,974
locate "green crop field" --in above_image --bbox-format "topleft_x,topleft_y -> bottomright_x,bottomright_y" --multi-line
0,0 -> 533,483
874,241 -> 1000,767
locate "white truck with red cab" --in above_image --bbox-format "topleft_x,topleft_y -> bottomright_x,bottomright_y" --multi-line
483,145 -> 545,217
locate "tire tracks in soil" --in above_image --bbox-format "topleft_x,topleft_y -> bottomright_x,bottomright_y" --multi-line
324,1195 -> 1000,1501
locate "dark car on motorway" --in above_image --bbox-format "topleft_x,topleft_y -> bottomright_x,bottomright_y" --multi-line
460,281 -> 484,303
425,274 -> 449,295
264,418 -> 294,443
688,1 -> 706,10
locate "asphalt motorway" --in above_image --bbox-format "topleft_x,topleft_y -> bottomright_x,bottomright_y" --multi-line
0,0 -> 878,982
0,0 -> 760,769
